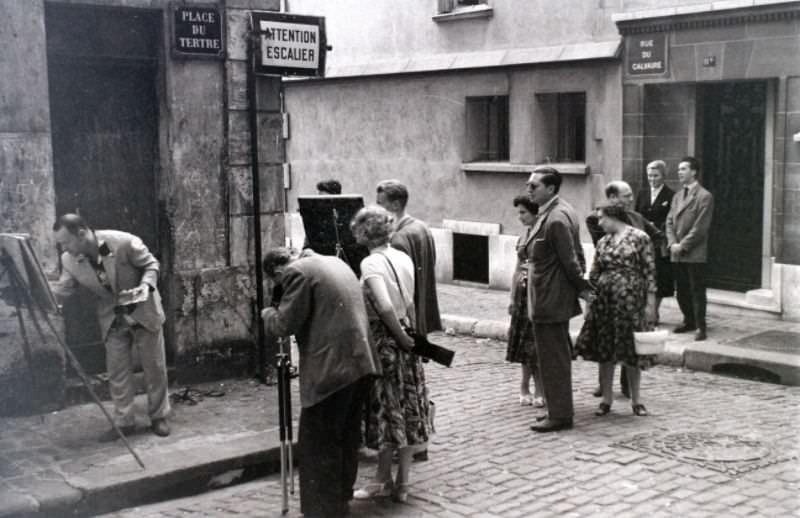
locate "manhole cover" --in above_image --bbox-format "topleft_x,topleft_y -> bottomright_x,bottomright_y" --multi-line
613,432 -> 797,475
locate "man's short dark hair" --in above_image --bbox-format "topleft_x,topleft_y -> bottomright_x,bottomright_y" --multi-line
376,179 -> 409,210
262,247 -> 292,277
316,179 -> 342,195
681,156 -> 701,174
53,213 -> 90,234
513,195 -> 538,215
533,166 -> 562,194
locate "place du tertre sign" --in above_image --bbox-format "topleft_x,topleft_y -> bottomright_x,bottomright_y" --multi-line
172,4 -> 224,59
626,33 -> 668,76
251,11 -> 327,77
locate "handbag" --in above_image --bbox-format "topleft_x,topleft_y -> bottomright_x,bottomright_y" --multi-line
377,252 -> 455,367
633,329 -> 668,355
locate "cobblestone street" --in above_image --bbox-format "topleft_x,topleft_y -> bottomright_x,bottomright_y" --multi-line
103,333 -> 800,518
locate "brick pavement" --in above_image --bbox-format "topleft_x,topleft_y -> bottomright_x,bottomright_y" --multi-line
102,333 -> 800,518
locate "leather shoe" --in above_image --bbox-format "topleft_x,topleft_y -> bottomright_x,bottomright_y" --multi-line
694,328 -> 707,341
673,324 -> 697,333
530,418 -> 573,433
151,418 -> 171,437
99,425 -> 136,442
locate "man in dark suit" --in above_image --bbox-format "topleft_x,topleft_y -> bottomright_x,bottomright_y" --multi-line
635,160 -> 675,323
261,248 -> 380,518
666,157 -> 714,341
52,214 -> 171,440
376,179 -> 442,336
526,167 -> 591,433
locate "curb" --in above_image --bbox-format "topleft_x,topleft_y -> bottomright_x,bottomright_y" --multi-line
8,437 -> 287,517
442,315 -> 800,385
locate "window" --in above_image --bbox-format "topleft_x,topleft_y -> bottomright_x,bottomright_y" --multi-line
465,95 -> 509,162
437,0 -> 490,15
535,92 -> 586,163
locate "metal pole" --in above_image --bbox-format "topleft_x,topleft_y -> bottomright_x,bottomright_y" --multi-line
247,27 -> 267,382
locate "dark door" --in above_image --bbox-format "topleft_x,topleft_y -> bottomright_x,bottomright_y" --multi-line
698,81 -> 766,292
46,5 -> 161,373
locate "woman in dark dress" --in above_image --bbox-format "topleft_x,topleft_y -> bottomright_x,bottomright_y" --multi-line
506,195 -> 544,407
575,205 -> 657,417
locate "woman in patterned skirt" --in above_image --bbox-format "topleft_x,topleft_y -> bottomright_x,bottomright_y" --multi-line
574,205 -> 657,417
351,205 -> 432,504
506,195 -> 544,407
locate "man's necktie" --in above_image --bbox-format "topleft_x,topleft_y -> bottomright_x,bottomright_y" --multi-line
683,187 -> 688,198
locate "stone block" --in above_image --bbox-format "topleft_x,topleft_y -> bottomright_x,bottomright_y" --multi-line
228,165 -> 284,216
0,134 -> 57,270
642,113 -> 688,137
23,479 -> 82,513
674,24 -> 746,45
226,0 -> 280,9
229,213 -> 285,268
786,77 -> 800,112
0,486 -> 38,517
227,111 -> 285,166
748,37 -> 800,77
226,62 -> 282,111
622,136 -> 643,160
0,1 -> 50,133
669,45 -> 697,83
622,113 -> 643,136
488,234 -> 517,291
173,266 -> 255,356
431,227 -> 453,283
695,42 -> 724,82
781,263 -> 800,321
746,19 -> 799,39
720,41 -> 753,79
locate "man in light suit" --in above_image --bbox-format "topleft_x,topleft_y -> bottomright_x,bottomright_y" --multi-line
52,214 -> 170,440
666,157 -> 714,341
526,167 -> 591,433
261,247 -> 380,518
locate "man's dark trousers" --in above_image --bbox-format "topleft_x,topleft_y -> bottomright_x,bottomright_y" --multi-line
674,263 -> 707,329
533,322 -> 573,420
298,378 -> 367,518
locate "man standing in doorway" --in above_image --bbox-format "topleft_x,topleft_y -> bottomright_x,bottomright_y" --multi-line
666,157 -> 714,341
526,167 -> 590,433
52,214 -> 171,440
261,247 -> 379,518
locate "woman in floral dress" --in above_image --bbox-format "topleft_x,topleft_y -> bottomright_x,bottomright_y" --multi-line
575,204 -> 657,417
351,205 -> 431,504
506,195 -> 544,407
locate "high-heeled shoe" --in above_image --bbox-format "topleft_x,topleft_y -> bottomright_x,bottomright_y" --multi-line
353,481 -> 393,500
519,394 -> 534,406
393,483 -> 410,503
532,396 -> 545,408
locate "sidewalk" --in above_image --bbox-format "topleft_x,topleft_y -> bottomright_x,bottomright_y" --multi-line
438,282 -> 800,385
0,282 -> 798,517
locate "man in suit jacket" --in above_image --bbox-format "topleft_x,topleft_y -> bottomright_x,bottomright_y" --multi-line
666,157 -> 714,341
526,167 -> 590,433
261,248 -> 380,518
52,214 -> 170,440
376,179 -> 442,336
635,160 -> 675,322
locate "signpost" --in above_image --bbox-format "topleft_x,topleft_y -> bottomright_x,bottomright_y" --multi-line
247,11 -> 327,515
626,33 -> 667,76
171,4 -> 224,59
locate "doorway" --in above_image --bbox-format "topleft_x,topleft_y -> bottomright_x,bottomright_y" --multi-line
46,4 -> 162,373
697,81 -> 767,293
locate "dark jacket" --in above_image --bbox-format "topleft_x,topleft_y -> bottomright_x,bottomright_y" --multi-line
526,197 -> 589,323
262,254 -> 380,408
